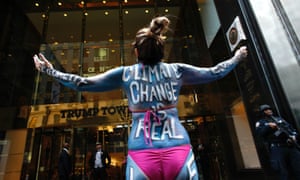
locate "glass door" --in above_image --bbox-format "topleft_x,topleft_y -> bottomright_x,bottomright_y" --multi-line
73,125 -> 128,180
22,127 -> 72,179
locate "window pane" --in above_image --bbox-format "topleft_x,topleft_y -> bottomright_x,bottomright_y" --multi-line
82,9 -> 122,102
36,11 -> 83,104
47,11 -> 82,43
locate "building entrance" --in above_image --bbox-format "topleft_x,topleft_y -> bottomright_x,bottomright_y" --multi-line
22,114 -> 231,180
71,125 -> 128,180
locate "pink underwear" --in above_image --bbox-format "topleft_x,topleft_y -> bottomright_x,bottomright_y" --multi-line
128,144 -> 190,179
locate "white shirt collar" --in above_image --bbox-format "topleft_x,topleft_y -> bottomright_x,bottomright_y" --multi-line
63,148 -> 69,154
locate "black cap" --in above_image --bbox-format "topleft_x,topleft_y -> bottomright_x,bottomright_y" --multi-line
259,104 -> 272,112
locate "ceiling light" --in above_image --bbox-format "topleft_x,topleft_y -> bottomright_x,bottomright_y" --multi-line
102,0 -> 106,4
35,2 -> 39,7
124,0 -> 128,3
164,9 -> 169,13
124,10 -> 129,14
41,14 -> 46,18
81,1 -> 85,5
145,0 -> 149,2
84,12 -> 88,16
64,13 -> 68,17
145,9 -> 149,14
104,11 -> 109,15
58,2 -> 62,6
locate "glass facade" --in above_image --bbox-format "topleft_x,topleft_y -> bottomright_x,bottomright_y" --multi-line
6,0 -> 300,179
23,1 -> 229,179
31,1 -> 193,105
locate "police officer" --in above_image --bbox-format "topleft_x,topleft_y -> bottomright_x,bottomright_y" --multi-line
255,104 -> 300,180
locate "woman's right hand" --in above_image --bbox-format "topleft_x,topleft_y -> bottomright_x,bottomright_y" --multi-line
33,53 -> 53,72
234,46 -> 248,61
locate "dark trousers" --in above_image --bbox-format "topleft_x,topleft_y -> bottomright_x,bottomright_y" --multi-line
92,167 -> 107,180
269,145 -> 300,180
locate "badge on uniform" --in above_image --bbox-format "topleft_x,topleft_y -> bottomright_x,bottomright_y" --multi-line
255,122 -> 260,128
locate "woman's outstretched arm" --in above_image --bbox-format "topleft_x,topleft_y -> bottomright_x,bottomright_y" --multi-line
33,53 -> 124,92
180,46 -> 248,85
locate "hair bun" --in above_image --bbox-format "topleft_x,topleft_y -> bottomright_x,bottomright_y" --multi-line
150,16 -> 170,35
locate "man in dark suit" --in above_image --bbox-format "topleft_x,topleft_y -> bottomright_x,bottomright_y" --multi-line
58,142 -> 72,180
89,142 -> 111,180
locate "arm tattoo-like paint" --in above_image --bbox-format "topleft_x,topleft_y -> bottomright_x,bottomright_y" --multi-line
41,66 -> 88,86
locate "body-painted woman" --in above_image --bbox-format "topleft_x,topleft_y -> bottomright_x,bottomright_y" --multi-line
34,16 -> 247,180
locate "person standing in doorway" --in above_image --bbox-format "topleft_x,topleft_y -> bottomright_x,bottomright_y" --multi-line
58,142 -> 72,180
89,142 -> 111,180
255,104 -> 300,180
33,16 -> 247,179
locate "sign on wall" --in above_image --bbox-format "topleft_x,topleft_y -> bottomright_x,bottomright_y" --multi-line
226,16 -> 247,52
